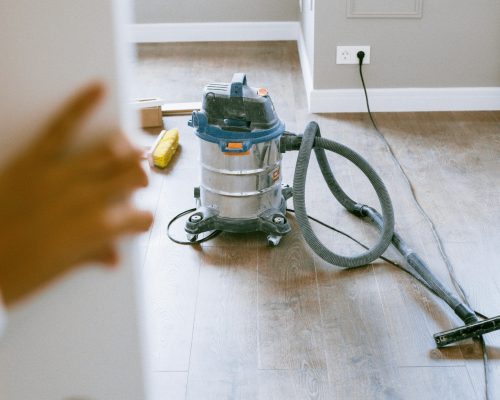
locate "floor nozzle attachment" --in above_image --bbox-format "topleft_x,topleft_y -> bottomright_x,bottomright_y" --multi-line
434,315 -> 500,347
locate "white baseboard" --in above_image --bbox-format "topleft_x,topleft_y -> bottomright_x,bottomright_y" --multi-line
130,22 -> 500,112
309,87 -> 500,113
130,21 -> 299,43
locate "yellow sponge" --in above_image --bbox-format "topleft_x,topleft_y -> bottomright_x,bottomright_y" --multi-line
149,128 -> 179,168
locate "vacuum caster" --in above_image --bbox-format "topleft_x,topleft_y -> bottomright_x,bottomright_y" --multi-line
186,233 -> 198,242
267,235 -> 282,247
272,215 -> 286,225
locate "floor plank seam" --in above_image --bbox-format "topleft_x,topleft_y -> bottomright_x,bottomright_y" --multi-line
139,175 -> 165,268
154,370 -> 189,373
183,252 -> 203,400
464,362 -> 486,400
256,248 -> 262,370
398,365 -> 471,369
370,262 -> 395,349
312,256 -> 332,386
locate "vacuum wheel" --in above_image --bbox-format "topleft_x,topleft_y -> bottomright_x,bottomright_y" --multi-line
267,235 -> 282,247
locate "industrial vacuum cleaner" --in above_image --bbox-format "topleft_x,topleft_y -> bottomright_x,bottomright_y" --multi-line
171,73 -> 500,349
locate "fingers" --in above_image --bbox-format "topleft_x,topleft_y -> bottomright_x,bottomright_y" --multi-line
90,245 -> 120,267
63,159 -> 148,210
96,160 -> 149,199
55,203 -> 152,270
60,134 -> 148,208
38,82 -> 105,157
103,204 -> 154,237
79,205 -> 153,265
73,244 -> 120,268
69,132 -> 144,180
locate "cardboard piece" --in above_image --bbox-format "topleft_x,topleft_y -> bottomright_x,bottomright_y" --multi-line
141,106 -> 163,128
133,98 -> 165,128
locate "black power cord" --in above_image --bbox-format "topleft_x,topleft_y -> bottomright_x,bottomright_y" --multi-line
169,206 -> 492,321
287,208 -> 489,318
287,208 -> 403,267
356,50 -> 491,400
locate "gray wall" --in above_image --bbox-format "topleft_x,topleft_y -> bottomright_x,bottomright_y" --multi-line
312,0 -> 500,89
134,0 -> 500,89
135,0 -> 300,23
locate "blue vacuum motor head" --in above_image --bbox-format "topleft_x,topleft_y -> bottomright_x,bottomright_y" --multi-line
189,73 -> 285,153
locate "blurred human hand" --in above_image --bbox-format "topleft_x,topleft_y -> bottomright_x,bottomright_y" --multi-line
0,83 -> 153,306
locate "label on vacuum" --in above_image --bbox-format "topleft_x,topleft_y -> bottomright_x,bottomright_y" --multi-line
271,166 -> 280,182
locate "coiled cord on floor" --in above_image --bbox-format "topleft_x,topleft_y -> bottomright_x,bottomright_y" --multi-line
167,208 -> 221,245
357,56 -> 490,400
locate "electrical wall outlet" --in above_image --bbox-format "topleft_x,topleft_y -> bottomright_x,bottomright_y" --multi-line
336,46 -> 371,64
299,0 -> 303,12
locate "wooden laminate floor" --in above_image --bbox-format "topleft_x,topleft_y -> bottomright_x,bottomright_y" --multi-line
133,42 -> 500,400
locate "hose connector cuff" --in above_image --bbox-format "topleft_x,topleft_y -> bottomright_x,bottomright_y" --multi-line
454,304 -> 479,325
280,132 -> 302,153
350,203 -> 367,218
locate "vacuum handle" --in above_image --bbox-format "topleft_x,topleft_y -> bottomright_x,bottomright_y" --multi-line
230,73 -> 247,97
219,140 -> 251,153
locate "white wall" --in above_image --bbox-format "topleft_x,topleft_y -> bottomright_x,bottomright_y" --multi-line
135,0 -> 300,23
0,1 -> 149,399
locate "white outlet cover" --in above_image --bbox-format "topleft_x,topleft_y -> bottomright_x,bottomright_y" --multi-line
336,45 -> 371,64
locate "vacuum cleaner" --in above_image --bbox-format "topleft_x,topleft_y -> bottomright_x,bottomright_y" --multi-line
179,72 -> 500,348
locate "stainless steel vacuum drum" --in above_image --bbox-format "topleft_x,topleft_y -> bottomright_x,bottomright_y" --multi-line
186,73 -> 291,245
199,137 -> 282,219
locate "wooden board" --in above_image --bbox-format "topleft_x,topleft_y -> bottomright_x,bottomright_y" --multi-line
162,102 -> 202,116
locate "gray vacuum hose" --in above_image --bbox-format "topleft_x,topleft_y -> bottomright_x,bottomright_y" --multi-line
361,205 -> 477,324
286,121 -> 477,324
292,121 -> 395,268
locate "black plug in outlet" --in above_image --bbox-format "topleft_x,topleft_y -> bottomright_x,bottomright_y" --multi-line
357,51 -> 365,65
